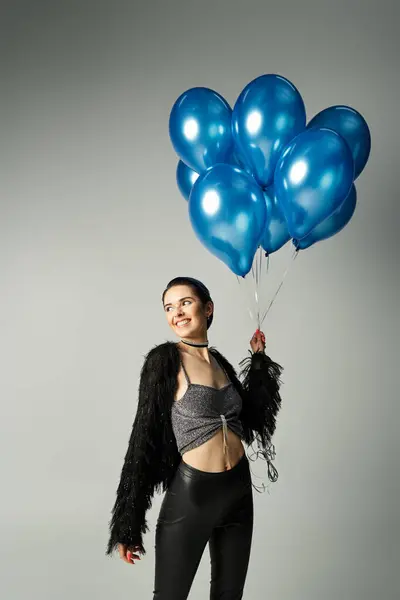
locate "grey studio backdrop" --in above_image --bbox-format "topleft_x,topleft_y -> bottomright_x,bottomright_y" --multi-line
1,1 -> 398,599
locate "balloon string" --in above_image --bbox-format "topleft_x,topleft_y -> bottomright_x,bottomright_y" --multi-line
260,246 -> 299,325
252,254 -> 257,328
254,246 -> 261,328
237,245 -> 264,329
251,246 -> 261,328
236,274 -> 255,324
257,246 -> 265,329
256,247 -> 262,329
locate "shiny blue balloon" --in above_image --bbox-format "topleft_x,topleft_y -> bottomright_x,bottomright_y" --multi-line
307,106 -> 370,179
293,184 -> 357,250
169,87 -> 233,174
232,74 -> 306,188
189,163 -> 266,276
274,127 -> 355,240
230,150 -> 254,176
260,186 -> 291,254
176,152 -> 252,202
176,160 -> 199,201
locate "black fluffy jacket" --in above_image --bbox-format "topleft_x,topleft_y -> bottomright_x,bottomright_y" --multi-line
106,341 -> 283,556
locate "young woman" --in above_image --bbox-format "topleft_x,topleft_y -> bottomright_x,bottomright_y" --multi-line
106,276 -> 283,599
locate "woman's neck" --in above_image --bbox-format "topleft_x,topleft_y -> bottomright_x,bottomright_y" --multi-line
177,340 -> 211,362
180,338 -> 208,348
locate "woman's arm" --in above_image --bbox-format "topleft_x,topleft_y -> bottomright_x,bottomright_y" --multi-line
239,328 -> 282,441
238,331 -> 283,482
238,347 -> 283,442
105,344 -> 179,556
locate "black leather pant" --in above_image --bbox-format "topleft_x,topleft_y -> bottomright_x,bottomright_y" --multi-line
153,452 -> 253,599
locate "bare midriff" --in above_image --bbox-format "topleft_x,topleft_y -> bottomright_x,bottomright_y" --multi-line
181,427 -> 245,472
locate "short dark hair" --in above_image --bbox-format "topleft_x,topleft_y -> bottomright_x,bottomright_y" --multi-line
162,277 -> 214,329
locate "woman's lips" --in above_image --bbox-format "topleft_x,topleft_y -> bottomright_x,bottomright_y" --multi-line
176,319 -> 191,327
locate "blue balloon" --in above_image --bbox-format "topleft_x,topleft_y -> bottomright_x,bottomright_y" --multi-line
169,88 -> 233,174
232,74 -> 306,188
176,160 -> 199,201
189,163 -> 266,276
293,184 -> 357,250
260,186 -> 291,254
307,106 -> 370,179
274,127 -> 355,240
230,149 -> 254,177
176,150 -> 252,203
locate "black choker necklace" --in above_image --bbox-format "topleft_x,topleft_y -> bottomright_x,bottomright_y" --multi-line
180,339 -> 209,348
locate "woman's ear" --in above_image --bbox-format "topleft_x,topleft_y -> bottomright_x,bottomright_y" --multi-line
206,300 -> 214,318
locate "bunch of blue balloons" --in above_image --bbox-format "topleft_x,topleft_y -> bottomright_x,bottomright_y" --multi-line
169,74 -> 371,277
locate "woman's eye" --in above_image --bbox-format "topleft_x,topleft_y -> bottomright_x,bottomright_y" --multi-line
165,300 -> 191,312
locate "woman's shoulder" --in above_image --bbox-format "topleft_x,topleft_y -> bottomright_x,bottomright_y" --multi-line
209,345 -> 228,361
138,341 -> 180,389
141,340 -> 180,367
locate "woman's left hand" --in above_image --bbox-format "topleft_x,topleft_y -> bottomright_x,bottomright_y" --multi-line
250,329 -> 266,353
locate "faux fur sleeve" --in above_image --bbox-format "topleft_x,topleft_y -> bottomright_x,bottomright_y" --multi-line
106,343 -> 180,557
239,349 -> 283,441
239,349 -> 283,482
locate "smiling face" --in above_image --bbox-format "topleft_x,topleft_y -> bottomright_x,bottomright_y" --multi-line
163,284 -> 213,339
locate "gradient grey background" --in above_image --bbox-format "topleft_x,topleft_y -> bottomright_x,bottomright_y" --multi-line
1,1 -> 399,598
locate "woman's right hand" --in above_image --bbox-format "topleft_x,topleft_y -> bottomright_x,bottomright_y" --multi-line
118,543 -> 143,565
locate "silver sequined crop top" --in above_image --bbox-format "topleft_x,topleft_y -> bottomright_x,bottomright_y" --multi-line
171,353 -> 244,455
